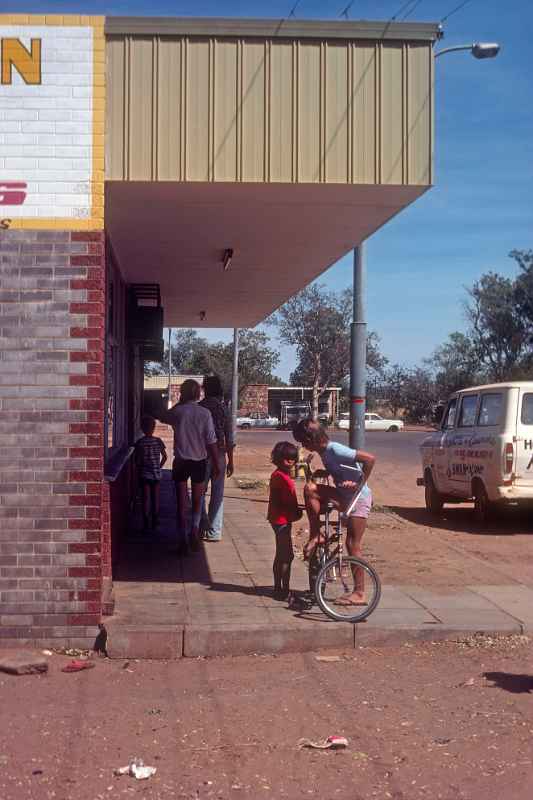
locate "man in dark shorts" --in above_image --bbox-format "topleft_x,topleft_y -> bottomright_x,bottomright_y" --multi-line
159,379 -> 220,556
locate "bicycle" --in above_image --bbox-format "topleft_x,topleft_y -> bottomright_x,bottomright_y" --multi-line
302,462 -> 381,623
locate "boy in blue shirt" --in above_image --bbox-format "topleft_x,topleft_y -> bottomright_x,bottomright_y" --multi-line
293,418 -> 375,606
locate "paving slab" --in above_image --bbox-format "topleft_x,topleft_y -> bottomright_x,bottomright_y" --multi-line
0,652 -> 48,675
468,585 -> 533,629
401,587 -> 504,610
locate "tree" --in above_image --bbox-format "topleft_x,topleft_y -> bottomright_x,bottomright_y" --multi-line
145,328 -> 281,399
268,284 -> 386,419
381,364 -> 410,416
197,330 -> 281,397
144,329 -> 210,377
426,331 -> 482,399
465,271 -> 530,381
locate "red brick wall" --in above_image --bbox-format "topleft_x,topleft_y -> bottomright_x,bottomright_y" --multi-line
239,384 -> 269,415
0,229 -> 106,648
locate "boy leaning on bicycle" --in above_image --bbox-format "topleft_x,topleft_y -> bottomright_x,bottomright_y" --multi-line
292,418 -> 376,607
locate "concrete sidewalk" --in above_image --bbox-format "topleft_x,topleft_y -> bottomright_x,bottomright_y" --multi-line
106,473 -> 533,658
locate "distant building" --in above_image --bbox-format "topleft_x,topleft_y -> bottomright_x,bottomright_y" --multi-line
240,384 -> 341,423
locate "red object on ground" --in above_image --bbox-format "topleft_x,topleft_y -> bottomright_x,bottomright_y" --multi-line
61,660 -> 95,673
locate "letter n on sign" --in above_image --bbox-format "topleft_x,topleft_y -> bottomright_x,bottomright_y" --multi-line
1,38 -> 42,85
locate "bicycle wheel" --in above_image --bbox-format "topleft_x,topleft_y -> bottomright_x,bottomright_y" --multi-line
315,556 -> 381,623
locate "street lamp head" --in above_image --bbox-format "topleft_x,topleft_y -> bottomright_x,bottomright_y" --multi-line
471,42 -> 500,59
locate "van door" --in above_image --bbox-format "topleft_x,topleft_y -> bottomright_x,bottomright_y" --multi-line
514,390 -> 533,484
448,393 -> 479,496
431,397 -> 458,493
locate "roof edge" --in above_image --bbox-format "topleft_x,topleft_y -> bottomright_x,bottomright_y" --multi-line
104,16 -> 441,42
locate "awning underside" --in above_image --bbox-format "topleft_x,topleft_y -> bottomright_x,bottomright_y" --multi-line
106,181 -> 427,328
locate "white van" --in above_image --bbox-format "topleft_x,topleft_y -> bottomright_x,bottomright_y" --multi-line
419,382 -> 533,522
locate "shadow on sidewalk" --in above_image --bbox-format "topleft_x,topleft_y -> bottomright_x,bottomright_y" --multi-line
484,671 -> 533,693
388,505 -> 533,536
115,470 -> 211,584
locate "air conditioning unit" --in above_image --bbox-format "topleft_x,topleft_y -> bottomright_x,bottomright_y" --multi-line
127,284 -> 164,357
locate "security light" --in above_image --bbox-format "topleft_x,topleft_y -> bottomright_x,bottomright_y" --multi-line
222,248 -> 233,271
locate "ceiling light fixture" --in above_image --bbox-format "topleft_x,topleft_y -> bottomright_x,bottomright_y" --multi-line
222,248 -> 234,272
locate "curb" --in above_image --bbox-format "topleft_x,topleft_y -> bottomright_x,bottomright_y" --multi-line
104,619 -> 524,660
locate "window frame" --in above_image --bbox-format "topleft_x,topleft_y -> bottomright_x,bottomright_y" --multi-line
457,394 -> 479,428
520,393 -> 533,425
476,392 -> 504,427
441,398 -> 458,430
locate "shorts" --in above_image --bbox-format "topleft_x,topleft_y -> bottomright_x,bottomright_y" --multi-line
270,522 -> 292,537
172,457 -> 207,484
339,488 -> 372,519
140,477 -> 160,488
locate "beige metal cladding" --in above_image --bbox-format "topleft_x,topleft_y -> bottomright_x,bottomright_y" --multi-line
106,23 -> 435,186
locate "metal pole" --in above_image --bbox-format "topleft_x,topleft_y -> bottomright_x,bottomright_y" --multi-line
349,244 -> 367,451
167,328 -> 172,408
231,328 -> 240,441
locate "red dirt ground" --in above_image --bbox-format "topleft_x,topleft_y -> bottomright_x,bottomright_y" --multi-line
1,636 -> 533,800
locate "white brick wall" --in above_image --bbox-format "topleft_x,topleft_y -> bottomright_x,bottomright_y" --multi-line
0,25 -> 94,220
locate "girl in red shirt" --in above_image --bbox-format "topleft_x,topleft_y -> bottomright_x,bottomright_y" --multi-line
267,441 -> 303,600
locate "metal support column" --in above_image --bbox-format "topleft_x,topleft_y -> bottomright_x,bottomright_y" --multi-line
231,328 -> 240,441
349,244 -> 367,451
167,327 -> 172,408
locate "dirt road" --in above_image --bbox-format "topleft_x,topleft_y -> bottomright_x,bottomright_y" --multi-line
2,637 -> 533,800
228,430 -> 533,590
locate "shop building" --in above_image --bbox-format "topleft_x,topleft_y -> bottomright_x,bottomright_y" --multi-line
0,14 -> 439,645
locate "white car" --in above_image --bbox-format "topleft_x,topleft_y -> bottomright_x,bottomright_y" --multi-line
237,411 -> 279,429
337,412 -> 404,432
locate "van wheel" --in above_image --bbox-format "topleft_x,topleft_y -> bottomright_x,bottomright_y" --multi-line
240,423 -> 251,430
473,481 -> 492,525
424,471 -> 444,515
388,425 -> 399,432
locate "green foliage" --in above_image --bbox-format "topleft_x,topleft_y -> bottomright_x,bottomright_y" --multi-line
268,283 -> 386,418
144,328 -> 281,398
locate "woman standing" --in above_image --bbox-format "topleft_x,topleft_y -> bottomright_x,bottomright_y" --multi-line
159,379 -> 220,556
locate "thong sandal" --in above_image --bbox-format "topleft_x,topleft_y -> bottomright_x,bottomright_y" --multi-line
333,596 -> 368,607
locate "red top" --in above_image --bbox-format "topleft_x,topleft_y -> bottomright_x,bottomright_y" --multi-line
267,469 -> 301,525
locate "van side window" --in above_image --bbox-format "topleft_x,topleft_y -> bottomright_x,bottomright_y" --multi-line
442,399 -> 457,430
458,395 -> 478,427
478,393 -> 503,426
521,394 -> 533,425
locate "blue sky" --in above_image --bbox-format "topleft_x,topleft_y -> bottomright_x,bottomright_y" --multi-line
11,0 -> 533,380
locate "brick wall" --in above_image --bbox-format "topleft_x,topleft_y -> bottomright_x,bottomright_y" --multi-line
239,384 -> 269,415
0,228 -> 105,648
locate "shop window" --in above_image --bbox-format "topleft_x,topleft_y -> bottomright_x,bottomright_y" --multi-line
105,248 -> 128,458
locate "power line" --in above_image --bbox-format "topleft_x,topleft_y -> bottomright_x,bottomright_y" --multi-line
288,0 -> 302,17
440,0 -> 475,23
339,0 -> 356,18
389,0 -> 417,21
401,0 -> 424,20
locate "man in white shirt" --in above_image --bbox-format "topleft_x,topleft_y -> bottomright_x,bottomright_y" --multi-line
159,379 -> 220,556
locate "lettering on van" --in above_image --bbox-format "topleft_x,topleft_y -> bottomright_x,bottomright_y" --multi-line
453,448 -> 493,460
524,440 -> 533,450
451,463 -> 485,477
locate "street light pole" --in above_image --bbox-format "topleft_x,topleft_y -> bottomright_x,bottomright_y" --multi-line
349,244 -> 366,451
